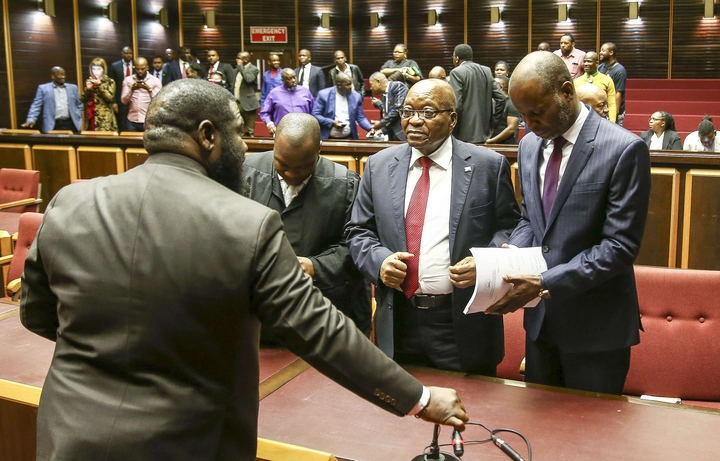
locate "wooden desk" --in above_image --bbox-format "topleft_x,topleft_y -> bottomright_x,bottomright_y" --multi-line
258,367 -> 720,461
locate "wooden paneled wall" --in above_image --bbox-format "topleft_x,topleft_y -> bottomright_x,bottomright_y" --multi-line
2,0 -> 720,129
2,0 -> 179,131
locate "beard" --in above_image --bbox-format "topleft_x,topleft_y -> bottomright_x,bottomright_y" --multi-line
554,94 -> 574,130
207,134 -> 247,196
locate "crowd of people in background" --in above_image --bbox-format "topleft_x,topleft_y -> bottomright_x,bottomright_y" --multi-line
19,35 -> 719,152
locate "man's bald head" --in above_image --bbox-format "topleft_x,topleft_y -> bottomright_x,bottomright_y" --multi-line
273,113 -> 321,186
537,42 -> 551,51
144,79 -> 238,153
576,83 -> 609,119
275,113 -> 321,150
509,51 -> 579,140
428,66 -> 447,79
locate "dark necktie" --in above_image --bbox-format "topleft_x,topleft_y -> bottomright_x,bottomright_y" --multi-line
542,136 -> 568,221
299,66 -> 305,85
403,156 -> 433,297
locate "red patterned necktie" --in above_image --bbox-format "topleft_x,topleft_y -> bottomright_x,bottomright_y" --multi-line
403,156 -> 433,297
542,136 -> 567,221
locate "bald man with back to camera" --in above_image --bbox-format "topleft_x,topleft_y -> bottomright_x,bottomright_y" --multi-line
21,78 -> 468,461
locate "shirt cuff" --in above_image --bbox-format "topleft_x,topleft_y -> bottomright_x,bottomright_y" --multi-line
408,386 -> 430,416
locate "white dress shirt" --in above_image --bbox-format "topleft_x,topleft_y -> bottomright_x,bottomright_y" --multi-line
404,136 -> 453,295
329,89 -> 351,138
539,104 -> 590,197
649,132 -> 665,150
298,63 -> 312,88
278,174 -> 312,206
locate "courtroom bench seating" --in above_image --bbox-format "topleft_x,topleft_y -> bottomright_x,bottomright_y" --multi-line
624,265 -> 720,410
496,265 -> 720,411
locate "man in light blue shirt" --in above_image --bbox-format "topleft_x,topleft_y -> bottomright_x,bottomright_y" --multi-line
22,66 -> 82,133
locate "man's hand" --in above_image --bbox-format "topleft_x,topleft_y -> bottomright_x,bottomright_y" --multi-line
449,256 -> 476,289
20,121 -> 34,128
485,274 -> 542,315
379,252 -> 413,289
419,386 -> 469,431
332,120 -> 346,129
371,120 -> 382,130
267,122 -> 277,136
366,130 -> 375,138
297,257 -> 314,278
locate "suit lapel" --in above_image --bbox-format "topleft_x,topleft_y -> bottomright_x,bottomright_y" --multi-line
449,138 -> 471,257
545,111 -> 598,230
523,135 -> 546,230
389,146 -> 412,250
328,90 -> 336,118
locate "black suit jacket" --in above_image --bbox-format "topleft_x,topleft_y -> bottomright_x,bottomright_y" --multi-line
640,129 -> 682,150
243,152 -> 371,334
108,59 -> 133,104
509,108 -> 651,354
162,60 -> 182,86
295,64 -> 326,98
21,153 -> 422,461
346,138 -> 521,372
204,62 -> 236,89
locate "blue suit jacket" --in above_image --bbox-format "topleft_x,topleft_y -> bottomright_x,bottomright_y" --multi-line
162,61 -> 182,86
26,82 -> 83,133
346,138 -> 521,372
509,108 -> 651,354
312,88 -> 372,139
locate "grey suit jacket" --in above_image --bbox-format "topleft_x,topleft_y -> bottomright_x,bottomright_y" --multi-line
640,129 -> 682,150
448,60 -> 506,144
509,108 -> 651,354
243,152 -> 370,333
346,138 -> 521,372
234,62 -> 260,112
21,153 -> 422,461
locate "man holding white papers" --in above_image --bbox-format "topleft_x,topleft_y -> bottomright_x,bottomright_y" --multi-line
347,79 -> 520,376
486,52 -> 651,395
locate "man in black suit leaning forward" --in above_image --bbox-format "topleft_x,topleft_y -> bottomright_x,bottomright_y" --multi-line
243,113 -> 371,336
346,79 -> 520,376
487,51 -> 651,395
20,79 -> 468,461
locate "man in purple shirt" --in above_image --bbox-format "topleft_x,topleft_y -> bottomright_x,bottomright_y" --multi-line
554,34 -> 585,79
259,68 -> 314,136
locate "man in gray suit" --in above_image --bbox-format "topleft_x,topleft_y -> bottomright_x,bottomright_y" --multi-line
487,51 -> 651,395
448,44 -> 506,144
20,79 -> 468,461
243,113 -> 371,336
347,79 -> 520,375
234,51 -> 260,137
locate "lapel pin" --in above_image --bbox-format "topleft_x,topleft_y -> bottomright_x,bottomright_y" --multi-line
464,166 -> 472,172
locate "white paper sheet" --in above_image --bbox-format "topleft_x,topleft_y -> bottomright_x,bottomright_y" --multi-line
463,247 -> 548,315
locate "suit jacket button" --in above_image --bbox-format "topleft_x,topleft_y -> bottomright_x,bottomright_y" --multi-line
542,245 -> 549,253
374,389 -> 381,396
390,398 -> 397,406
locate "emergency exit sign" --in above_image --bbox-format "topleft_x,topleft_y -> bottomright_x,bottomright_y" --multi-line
250,27 -> 288,43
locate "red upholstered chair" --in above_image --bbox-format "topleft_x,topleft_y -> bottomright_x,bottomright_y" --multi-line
0,212 -> 43,300
624,265 -> 720,409
496,309 -> 526,381
0,168 -> 42,213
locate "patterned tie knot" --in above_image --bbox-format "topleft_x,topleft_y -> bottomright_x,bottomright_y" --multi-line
419,156 -> 433,169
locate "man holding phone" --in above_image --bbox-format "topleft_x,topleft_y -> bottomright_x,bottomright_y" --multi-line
121,57 -> 161,132
313,73 -> 373,140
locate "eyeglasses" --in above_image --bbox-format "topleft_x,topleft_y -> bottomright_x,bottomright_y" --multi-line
399,109 -> 453,120
649,117 -> 663,122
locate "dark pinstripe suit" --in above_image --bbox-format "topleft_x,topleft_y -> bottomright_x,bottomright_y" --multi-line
510,108 -> 651,391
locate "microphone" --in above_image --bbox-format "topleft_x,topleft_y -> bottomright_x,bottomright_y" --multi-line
492,434 -> 525,461
451,429 -> 464,457
410,424 -> 462,461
